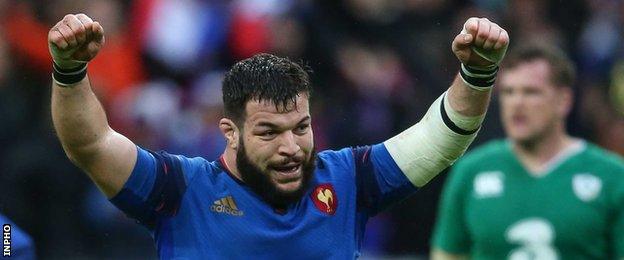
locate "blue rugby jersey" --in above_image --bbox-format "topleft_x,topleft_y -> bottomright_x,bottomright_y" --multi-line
110,143 -> 417,259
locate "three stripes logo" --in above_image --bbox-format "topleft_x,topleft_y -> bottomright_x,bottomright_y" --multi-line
210,196 -> 244,216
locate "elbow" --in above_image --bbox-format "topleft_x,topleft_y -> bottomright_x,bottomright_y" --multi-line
59,131 -> 111,169
61,145 -> 91,170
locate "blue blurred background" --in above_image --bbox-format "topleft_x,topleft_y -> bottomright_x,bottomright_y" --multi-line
1,0 -> 623,258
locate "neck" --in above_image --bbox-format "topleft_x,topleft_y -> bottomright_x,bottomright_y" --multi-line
512,127 -> 573,172
222,148 -> 243,181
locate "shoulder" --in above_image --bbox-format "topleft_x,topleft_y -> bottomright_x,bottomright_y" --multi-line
317,147 -> 356,172
178,155 -> 228,184
580,142 -> 624,174
145,148 -> 216,177
177,154 -> 215,173
153,149 -> 213,169
583,142 -> 624,166
578,142 -> 624,205
316,144 -> 388,170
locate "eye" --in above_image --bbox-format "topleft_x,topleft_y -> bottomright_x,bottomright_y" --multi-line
260,130 -> 277,139
294,124 -> 309,135
525,88 -> 542,96
500,87 -> 513,96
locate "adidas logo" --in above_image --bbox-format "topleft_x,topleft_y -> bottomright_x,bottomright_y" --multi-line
210,196 -> 244,216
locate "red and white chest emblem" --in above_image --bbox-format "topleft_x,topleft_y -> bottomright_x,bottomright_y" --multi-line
310,184 -> 337,215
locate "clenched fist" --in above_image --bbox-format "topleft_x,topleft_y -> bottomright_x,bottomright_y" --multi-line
48,14 -> 104,70
452,17 -> 509,68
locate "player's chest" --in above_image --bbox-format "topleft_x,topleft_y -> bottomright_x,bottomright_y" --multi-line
464,170 -> 609,247
173,181 -> 356,255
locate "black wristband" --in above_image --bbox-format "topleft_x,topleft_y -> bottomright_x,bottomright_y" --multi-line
459,63 -> 498,91
52,62 -> 87,87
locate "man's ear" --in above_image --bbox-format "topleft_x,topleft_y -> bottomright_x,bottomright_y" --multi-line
219,118 -> 240,150
558,86 -> 573,118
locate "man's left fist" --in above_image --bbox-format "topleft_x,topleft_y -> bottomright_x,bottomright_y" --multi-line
452,17 -> 509,68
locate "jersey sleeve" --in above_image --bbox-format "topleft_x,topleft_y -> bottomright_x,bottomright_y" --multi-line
352,143 -> 418,216
431,159 -> 472,254
109,146 -> 203,229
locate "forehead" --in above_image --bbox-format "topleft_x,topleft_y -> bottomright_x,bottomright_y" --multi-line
500,59 -> 553,89
244,94 -> 310,126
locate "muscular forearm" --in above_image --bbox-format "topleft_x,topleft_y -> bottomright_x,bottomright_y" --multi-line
384,77 -> 492,187
448,74 -> 491,117
51,75 -> 136,197
384,90 -> 480,187
52,76 -> 111,154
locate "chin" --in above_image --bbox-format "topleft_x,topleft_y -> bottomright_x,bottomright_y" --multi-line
273,179 -> 303,194
508,132 -> 527,141
506,128 -> 531,141
510,133 -> 541,146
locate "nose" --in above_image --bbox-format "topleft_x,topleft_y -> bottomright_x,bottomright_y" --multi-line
278,131 -> 301,157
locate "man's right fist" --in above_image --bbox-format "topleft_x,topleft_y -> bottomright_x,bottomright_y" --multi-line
48,14 -> 104,69
452,17 -> 509,68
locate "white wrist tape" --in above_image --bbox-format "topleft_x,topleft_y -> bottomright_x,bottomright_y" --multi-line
384,92 -> 483,187
443,92 -> 484,131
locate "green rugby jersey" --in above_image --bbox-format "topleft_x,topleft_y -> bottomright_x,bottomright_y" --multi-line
432,139 -> 624,259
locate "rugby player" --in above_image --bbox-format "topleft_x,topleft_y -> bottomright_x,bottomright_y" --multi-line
49,14 -> 508,258
432,44 -> 624,259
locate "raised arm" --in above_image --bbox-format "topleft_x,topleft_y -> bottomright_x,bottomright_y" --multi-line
384,17 -> 509,187
50,14 -> 136,198
447,17 -> 509,118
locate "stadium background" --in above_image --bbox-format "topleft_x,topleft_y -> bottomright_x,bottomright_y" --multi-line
1,0 -> 623,258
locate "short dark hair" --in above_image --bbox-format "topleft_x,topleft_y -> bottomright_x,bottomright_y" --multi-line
502,43 -> 576,87
222,53 -> 312,123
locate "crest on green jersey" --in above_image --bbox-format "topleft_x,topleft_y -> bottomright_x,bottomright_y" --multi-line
572,173 -> 602,202
473,171 -> 504,198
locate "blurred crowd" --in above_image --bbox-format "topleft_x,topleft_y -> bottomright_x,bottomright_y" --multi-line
1,0 -> 623,258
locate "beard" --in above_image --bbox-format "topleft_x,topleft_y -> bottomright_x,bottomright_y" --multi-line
236,139 -> 316,208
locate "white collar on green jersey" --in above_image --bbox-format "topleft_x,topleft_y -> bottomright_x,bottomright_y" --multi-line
511,138 -> 586,177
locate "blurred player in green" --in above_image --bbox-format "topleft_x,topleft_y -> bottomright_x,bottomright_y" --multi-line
431,43 -> 624,259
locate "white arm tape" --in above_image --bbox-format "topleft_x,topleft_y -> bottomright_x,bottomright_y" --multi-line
384,92 -> 483,187
443,92 -> 485,131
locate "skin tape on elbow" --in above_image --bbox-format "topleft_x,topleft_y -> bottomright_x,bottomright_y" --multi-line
384,93 -> 482,187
